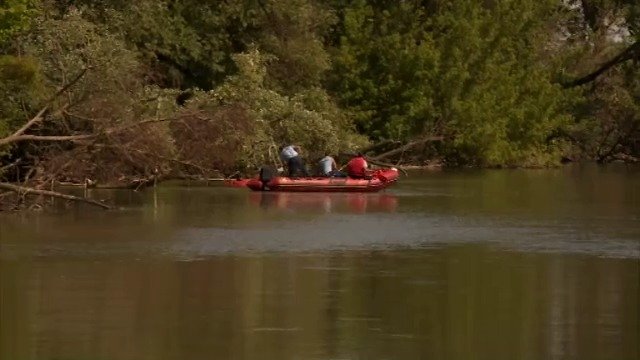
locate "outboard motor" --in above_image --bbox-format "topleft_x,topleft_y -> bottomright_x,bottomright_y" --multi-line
259,166 -> 276,190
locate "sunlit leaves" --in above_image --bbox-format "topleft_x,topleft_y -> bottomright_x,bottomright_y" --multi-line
201,49 -> 367,169
329,0 -> 572,166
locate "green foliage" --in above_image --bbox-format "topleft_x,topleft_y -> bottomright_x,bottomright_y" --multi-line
433,1 -> 573,166
567,64 -> 640,161
330,0 -> 574,166
60,0 -> 261,89
558,0 -> 640,161
23,7 -> 156,132
0,0 -> 37,45
256,0 -> 336,94
0,55 -> 41,120
15,7 -> 181,181
3,0 -> 639,179
201,49 -> 367,170
329,1 -> 439,140
0,55 -> 42,156
64,0 -> 336,93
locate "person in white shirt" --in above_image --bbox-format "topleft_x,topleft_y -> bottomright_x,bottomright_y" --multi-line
318,152 -> 346,177
279,145 -> 309,177
279,145 -> 298,162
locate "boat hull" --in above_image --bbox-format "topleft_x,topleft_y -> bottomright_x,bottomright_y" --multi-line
223,178 -> 251,188
246,169 -> 399,192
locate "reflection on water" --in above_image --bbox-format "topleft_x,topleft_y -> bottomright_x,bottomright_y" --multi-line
1,250 -> 637,360
250,192 -> 399,214
0,164 -> 639,360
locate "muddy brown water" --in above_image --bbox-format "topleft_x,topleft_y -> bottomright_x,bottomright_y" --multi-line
1,164 -> 638,360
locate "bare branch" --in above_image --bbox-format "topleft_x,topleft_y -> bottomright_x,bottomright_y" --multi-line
0,115 -> 175,147
47,67 -> 91,103
0,134 -> 94,146
0,158 -> 21,174
63,110 -> 103,122
1,68 -> 91,147
103,117 -> 175,135
0,182 -> 111,209
12,107 -> 49,138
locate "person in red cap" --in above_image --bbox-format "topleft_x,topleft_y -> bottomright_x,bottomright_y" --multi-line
346,152 -> 369,179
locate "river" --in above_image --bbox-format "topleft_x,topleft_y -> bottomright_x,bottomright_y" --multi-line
1,164 -> 638,360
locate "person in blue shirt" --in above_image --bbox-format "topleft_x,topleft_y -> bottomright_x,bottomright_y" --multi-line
279,145 -> 309,177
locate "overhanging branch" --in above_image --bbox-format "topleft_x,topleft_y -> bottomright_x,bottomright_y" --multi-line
0,68 -> 91,147
563,41 -> 640,88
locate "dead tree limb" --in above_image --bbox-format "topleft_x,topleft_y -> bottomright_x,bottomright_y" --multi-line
0,182 -> 111,209
47,67 -> 90,103
0,158 -> 21,174
103,117 -> 175,135
10,106 -> 49,139
0,116 -> 174,147
0,68 -> 91,147
0,134 -> 94,146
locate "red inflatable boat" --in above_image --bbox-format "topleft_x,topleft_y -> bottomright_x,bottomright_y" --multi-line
223,178 -> 251,188
245,168 -> 399,192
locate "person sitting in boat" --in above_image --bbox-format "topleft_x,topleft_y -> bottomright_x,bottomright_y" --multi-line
346,152 -> 370,179
279,144 -> 309,177
318,152 -> 347,177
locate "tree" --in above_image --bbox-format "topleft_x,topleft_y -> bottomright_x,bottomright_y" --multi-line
0,0 -> 40,157
558,0 -> 640,162
198,49 -> 367,170
255,0 -> 336,94
1,1 -> 367,194
0,7 -> 181,186
328,1 -> 439,141
329,0 -> 572,166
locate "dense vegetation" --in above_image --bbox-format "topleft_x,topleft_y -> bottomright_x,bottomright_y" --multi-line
1,0 -> 639,194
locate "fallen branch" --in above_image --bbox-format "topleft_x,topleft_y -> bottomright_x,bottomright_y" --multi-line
10,107 -> 49,139
0,158 -> 21,174
127,147 -> 220,175
103,117 -> 176,135
0,134 -> 94,146
0,117 -> 177,147
0,182 -> 111,209
0,68 -> 91,147
609,153 -> 639,163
